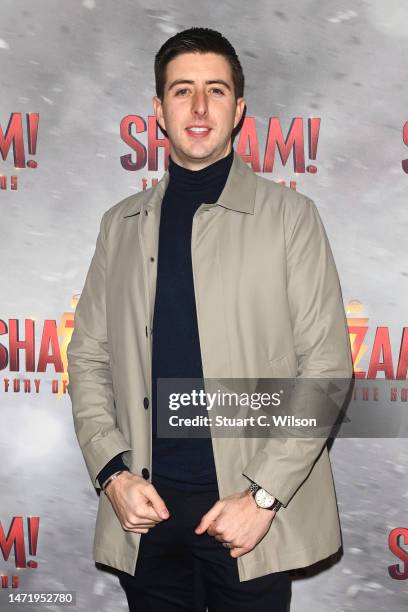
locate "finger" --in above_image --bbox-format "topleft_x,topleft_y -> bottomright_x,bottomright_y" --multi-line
138,504 -> 168,523
131,497 -> 169,523
195,502 -> 222,534
143,485 -> 170,520
122,525 -> 150,534
229,546 -> 247,558
214,534 -> 228,542
122,513 -> 158,529
133,517 -> 158,527
207,522 -> 219,537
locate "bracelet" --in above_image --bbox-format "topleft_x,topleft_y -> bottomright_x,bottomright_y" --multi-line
102,470 -> 126,492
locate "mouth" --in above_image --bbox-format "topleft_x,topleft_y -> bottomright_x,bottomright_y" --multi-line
185,126 -> 212,139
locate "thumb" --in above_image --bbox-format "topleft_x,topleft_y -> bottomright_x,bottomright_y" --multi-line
143,485 -> 169,519
195,502 -> 221,534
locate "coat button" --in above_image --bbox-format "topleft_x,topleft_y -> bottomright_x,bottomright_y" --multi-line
150,256 -> 155,262
143,397 -> 149,409
142,467 -> 150,480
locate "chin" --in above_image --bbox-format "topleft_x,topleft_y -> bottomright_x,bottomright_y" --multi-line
182,148 -> 216,160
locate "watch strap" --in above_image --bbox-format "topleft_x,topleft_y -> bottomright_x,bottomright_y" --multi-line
248,481 -> 282,511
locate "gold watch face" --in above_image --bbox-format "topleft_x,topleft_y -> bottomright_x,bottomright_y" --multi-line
255,488 -> 275,508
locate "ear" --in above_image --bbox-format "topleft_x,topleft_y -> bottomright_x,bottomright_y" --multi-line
233,97 -> 246,130
152,95 -> 166,132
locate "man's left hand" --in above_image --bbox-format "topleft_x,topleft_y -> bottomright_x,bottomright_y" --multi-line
194,489 -> 276,558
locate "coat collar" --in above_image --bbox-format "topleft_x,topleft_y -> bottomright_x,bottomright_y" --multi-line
137,150 -> 257,216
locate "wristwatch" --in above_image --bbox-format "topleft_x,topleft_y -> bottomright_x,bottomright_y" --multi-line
248,481 -> 282,512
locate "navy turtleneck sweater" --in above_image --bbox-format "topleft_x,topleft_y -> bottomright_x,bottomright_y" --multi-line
97,148 -> 234,491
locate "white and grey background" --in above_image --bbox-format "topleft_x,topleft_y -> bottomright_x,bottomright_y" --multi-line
1,0 -> 407,610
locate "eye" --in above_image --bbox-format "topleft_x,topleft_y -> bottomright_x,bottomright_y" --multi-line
174,87 -> 225,96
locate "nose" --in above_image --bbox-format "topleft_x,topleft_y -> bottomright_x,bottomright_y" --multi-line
191,89 -> 208,117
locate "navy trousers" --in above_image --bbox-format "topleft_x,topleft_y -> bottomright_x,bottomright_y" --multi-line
115,475 -> 292,611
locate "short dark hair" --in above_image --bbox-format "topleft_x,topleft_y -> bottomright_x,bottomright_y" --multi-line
154,27 -> 245,102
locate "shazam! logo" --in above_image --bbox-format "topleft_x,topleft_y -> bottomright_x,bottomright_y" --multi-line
0,294 -> 78,397
347,300 -> 407,380
0,112 -> 39,191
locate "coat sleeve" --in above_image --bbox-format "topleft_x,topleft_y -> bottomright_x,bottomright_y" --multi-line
97,453 -> 129,489
242,197 -> 353,507
67,211 -> 132,490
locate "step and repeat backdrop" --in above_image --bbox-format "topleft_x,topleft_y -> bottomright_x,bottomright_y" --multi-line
1,1 -> 407,611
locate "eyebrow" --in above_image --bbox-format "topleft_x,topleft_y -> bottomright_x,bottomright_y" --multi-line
168,79 -> 232,92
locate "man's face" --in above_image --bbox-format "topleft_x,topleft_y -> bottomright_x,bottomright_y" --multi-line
153,52 -> 245,170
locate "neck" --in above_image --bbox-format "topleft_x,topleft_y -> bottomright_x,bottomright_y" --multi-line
167,148 -> 234,196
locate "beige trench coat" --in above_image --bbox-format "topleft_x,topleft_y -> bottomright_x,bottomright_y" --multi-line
67,151 -> 353,582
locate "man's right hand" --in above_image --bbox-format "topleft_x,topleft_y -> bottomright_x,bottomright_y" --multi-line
104,471 -> 170,534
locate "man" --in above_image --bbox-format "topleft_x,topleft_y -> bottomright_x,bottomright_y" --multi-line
67,27 -> 353,612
